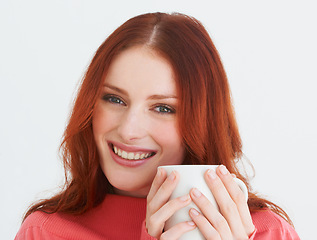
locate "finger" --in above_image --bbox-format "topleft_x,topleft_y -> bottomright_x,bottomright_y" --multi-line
150,194 -> 191,228
190,188 -> 232,240
148,194 -> 192,237
147,168 -> 167,203
216,165 -> 255,235
189,208 -> 222,240
146,171 -> 180,238
160,221 -> 196,240
216,165 -> 247,204
204,168 -> 247,239
148,170 -> 179,214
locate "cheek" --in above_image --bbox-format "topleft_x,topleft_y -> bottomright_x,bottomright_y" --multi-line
92,106 -> 117,138
152,120 -> 184,162
159,126 -> 181,145
92,114 -> 114,156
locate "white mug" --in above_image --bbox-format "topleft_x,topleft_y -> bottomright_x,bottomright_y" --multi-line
158,165 -> 248,240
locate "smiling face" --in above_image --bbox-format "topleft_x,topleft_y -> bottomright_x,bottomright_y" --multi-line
92,46 -> 185,197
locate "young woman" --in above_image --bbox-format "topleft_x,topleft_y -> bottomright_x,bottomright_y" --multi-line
15,12 -> 300,239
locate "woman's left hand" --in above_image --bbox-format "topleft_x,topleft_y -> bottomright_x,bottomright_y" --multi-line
189,165 -> 255,240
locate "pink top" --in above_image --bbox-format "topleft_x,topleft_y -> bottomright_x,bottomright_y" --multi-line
15,194 -> 300,239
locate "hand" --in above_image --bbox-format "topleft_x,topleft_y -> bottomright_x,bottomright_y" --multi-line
146,168 -> 196,239
189,165 -> 255,240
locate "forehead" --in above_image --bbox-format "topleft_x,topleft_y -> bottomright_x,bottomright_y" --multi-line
104,46 -> 177,96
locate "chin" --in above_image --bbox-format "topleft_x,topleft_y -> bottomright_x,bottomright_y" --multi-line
105,170 -> 152,197
112,182 -> 150,198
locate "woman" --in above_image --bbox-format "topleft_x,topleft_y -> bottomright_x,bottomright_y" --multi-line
16,12 -> 300,239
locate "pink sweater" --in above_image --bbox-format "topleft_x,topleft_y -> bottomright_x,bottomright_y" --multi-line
15,194 -> 300,239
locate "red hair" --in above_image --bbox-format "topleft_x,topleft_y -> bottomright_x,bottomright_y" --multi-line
24,12 -> 292,225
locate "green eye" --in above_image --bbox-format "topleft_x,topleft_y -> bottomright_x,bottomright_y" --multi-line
102,94 -> 125,105
154,105 -> 176,114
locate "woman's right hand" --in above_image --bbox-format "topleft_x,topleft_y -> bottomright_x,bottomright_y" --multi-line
146,168 -> 196,239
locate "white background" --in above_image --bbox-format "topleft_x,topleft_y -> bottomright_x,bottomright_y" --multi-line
1,0 -> 316,239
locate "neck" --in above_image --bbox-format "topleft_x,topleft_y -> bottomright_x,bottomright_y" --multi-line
113,187 -> 149,198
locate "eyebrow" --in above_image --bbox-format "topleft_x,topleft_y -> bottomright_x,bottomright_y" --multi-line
103,83 -> 177,100
147,94 -> 177,100
103,83 -> 128,95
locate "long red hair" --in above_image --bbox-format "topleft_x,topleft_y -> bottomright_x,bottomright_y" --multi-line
24,12 -> 292,225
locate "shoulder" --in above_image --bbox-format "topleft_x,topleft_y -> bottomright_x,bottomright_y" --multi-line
15,211 -> 56,239
251,210 -> 300,239
15,210 -> 103,240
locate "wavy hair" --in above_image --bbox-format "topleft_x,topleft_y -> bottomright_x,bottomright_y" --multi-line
24,12 -> 292,225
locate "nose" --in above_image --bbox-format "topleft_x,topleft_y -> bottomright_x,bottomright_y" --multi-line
117,107 -> 147,143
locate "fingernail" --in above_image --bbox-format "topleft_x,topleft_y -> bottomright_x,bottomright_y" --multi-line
190,208 -> 200,216
219,165 -> 228,175
157,168 -> 161,176
168,171 -> 176,181
179,194 -> 190,202
207,169 -> 217,179
187,221 -> 196,226
192,188 -> 202,198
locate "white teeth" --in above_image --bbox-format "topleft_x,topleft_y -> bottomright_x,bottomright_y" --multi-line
112,145 -> 153,160
127,152 -> 134,160
122,151 -> 128,159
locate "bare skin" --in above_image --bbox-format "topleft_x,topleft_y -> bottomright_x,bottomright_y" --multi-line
146,165 -> 255,239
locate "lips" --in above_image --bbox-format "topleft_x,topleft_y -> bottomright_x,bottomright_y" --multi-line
113,145 -> 155,160
108,141 -> 156,167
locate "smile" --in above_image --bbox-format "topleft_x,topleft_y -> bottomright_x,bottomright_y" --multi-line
112,144 -> 156,160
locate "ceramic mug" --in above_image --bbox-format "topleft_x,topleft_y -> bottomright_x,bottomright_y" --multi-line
158,165 -> 248,240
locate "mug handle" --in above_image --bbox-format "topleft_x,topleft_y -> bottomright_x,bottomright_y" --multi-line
233,178 -> 249,201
